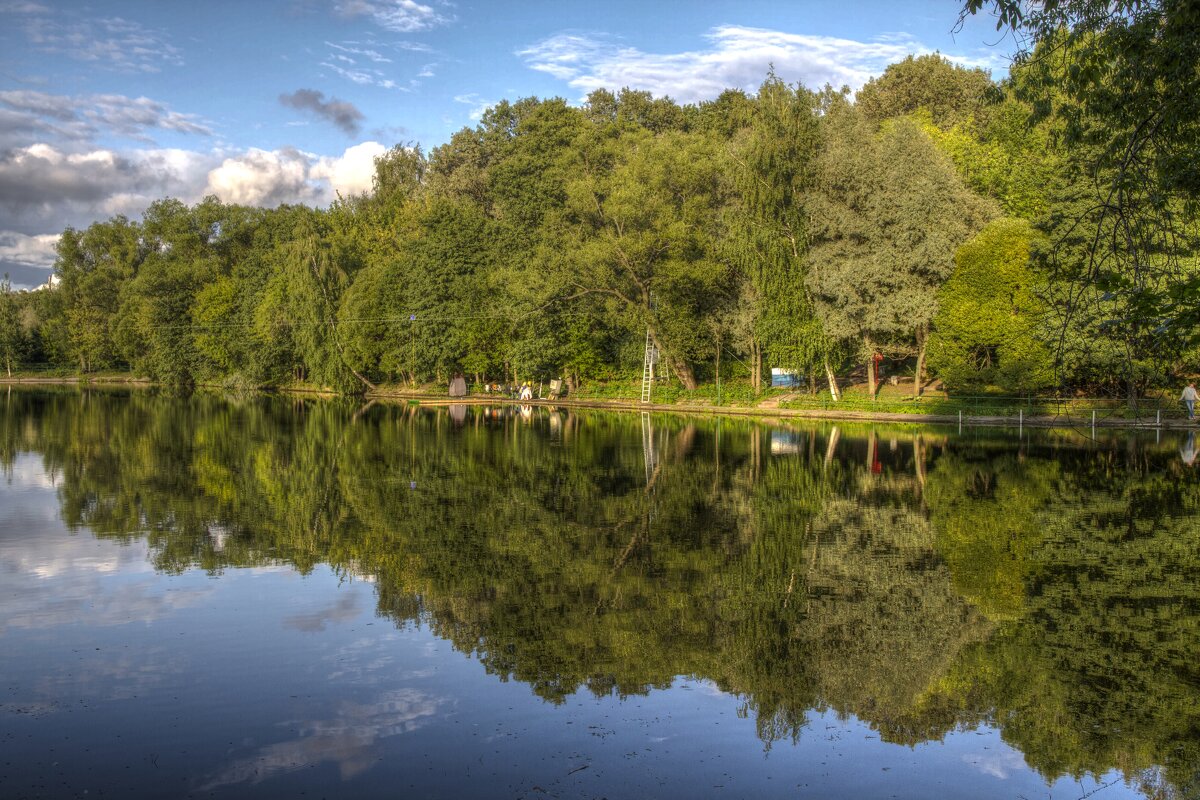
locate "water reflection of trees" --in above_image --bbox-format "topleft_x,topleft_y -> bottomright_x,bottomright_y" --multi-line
5,387 -> 1200,797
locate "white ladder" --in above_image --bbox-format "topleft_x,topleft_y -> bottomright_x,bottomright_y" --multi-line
640,328 -> 654,404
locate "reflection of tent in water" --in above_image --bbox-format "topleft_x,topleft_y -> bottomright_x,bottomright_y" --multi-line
449,404 -> 467,425
449,375 -> 467,397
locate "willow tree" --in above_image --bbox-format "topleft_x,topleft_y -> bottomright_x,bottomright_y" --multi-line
725,75 -> 827,394
255,209 -> 373,392
806,97 -> 995,397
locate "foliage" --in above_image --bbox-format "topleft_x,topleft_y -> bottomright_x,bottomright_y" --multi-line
927,218 -> 1054,391
724,74 -> 826,390
856,53 -> 993,129
0,275 -> 23,376
806,97 -> 995,371
14,51 -> 1197,396
962,1 -> 1200,388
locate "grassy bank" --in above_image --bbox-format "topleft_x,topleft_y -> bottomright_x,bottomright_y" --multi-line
4,371 -> 1193,428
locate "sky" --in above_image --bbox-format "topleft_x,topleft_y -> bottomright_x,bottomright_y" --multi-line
0,0 -> 1018,288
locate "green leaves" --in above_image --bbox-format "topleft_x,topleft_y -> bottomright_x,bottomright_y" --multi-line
927,218 -> 1055,391
806,106 -> 995,362
0,275 -> 23,377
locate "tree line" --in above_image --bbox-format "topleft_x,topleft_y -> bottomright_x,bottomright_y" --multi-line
2,12 -> 1197,400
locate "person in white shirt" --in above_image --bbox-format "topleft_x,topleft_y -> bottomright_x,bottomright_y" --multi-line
1181,382 -> 1198,421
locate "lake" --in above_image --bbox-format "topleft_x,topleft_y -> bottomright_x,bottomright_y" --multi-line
2,387 -> 1198,799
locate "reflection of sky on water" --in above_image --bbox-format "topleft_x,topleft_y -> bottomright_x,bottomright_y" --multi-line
962,748 -> 1028,779
283,591 -> 362,632
0,435 -> 1154,799
199,688 -> 443,789
0,455 -> 211,634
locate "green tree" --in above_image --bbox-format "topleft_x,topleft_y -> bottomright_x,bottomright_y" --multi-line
0,274 -> 23,376
255,208 -> 371,392
927,218 -> 1054,391
856,53 -> 994,129
807,98 -> 995,397
53,217 -> 144,372
725,75 -> 826,394
919,98 -> 1059,220
961,1 -> 1200,382
555,127 -> 729,389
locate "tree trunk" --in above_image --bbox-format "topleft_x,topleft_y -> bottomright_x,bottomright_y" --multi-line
649,329 -> 697,390
867,355 -> 877,399
751,337 -> 761,394
913,324 -> 927,399
714,337 -> 721,405
824,357 -> 841,402
672,358 -> 698,390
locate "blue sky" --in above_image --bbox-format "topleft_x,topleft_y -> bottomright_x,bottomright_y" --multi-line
0,0 -> 1016,287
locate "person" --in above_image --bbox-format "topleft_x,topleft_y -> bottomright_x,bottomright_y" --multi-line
1182,382 -> 1198,421
520,382 -> 533,401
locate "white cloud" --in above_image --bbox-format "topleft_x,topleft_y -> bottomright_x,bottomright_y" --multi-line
200,688 -> 443,789
393,40 -> 435,53
319,59 -> 400,90
334,0 -> 450,33
452,93 -> 492,121
962,748 -> 1028,779
89,93 -> 212,136
0,140 -> 387,280
311,141 -> 387,197
0,90 -> 212,146
327,41 -> 392,63
0,230 -> 58,270
202,141 -> 388,205
0,1 -> 51,13
204,148 -> 318,207
18,12 -> 184,73
0,143 -> 215,224
518,25 -> 1000,103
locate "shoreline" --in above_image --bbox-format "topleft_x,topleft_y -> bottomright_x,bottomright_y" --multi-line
4,376 -> 1194,431
366,391 -> 1195,430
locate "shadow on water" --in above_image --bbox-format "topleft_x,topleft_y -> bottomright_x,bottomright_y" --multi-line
3,386 -> 1200,797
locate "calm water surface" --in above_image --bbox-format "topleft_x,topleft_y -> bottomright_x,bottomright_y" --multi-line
2,388 -> 1198,799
